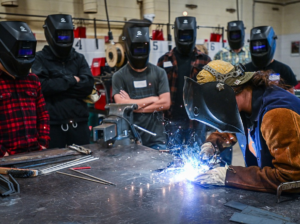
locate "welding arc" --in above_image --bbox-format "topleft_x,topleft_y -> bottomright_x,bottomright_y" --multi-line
56,171 -> 110,185
70,169 -> 116,186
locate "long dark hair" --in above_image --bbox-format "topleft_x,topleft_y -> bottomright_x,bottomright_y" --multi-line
232,70 -> 292,94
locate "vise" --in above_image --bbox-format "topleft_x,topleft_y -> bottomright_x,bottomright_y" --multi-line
93,104 -> 142,147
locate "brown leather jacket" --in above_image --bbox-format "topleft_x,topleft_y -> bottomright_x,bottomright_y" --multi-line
224,108 -> 300,193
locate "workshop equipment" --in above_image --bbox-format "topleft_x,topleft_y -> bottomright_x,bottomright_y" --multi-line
0,167 -> 39,178
277,181 -> 300,203
0,174 -> 20,196
70,169 -> 116,186
68,144 -> 92,155
40,156 -> 99,175
93,103 -> 141,147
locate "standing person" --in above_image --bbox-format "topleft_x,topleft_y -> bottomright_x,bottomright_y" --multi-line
112,19 -> 170,150
245,26 -> 297,93
188,60 -> 300,193
0,21 -> 50,157
32,14 -> 94,148
157,16 -> 211,153
214,20 -> 251,65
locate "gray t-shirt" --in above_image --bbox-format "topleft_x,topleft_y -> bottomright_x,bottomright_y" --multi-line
112,63 -> 170,147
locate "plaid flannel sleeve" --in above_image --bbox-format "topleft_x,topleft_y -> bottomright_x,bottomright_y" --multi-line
35,77 -> 50,148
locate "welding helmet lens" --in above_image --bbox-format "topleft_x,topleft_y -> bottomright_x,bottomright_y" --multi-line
178,30 -> 193,42
229,30 -> 241,40
56,30 -> 73,43
252,40 -> 268,53
17,41 -> 35,58
131,43 -> 149,56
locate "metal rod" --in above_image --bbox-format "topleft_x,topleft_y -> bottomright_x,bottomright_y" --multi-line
221,27 -> 224,48
94,18 -> 98,49
252,0 -> 255,28
70,169 -> 116,186
133,124 -> 157,136
236,0 -> 239,20
56,171 -> 110,185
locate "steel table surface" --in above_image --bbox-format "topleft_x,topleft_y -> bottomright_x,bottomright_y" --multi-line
0,144 -> 299,224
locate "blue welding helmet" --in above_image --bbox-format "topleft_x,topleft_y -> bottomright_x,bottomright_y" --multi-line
250,26 -> 277,69
0,21 -> 36,78
183,77 -> 244,134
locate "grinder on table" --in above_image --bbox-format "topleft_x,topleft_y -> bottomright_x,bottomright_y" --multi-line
93,103 -> 156,147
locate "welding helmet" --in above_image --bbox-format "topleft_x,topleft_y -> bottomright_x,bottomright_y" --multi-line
249,26 -> 277,69
44,14 -> 74,59
183,60 -> 249,134
174,16 -> 197,56
0,21 -> 36,78
227,20 -> 245,50
122,19 -> 151,70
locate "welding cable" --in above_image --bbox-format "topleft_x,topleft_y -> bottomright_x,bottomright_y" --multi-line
107,113 -> 142,144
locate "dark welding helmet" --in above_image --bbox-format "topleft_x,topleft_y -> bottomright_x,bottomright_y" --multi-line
122,19 -> 150,70
249,26 -> 277,69
183,60 -> 248,134
44,14 -> 74,59
0,21 -> 36,78
174,16 -> 197,56
227,20 -> 245,50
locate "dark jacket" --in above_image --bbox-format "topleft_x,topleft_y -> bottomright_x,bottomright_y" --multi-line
32,46 -> 94,125
226,86 -> 300,193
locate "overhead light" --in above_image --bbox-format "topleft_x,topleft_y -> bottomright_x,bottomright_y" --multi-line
183,11 -> 188,16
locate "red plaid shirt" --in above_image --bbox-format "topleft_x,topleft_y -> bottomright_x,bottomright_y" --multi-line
157,48 -> 211,119
0,71 -> 50,157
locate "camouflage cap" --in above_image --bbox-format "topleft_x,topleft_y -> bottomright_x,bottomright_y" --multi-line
197,60 -> 255,87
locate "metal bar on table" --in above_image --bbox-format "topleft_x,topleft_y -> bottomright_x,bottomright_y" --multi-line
70,169 -> 116,186
133,124 -> 157,136
40,156 -> 99,174
56,171 -> 110,185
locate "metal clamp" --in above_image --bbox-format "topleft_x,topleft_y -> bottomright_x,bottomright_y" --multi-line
277,180 -> 300,203
68,144 -> 92,155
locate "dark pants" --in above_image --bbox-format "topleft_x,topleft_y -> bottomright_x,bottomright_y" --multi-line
220,147 -> 233,165
49,122 -> 90,149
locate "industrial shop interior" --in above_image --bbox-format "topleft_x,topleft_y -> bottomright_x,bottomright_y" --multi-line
1,0 -> 300,223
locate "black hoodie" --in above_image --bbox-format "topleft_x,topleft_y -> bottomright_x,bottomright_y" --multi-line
32,46 -> 94,125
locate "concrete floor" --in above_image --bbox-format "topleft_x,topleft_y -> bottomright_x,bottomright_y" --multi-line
232,143 -> 245,167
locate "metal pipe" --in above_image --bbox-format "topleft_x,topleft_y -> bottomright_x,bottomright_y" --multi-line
71,169 -> 116,186
236,0 -> 239,20
168,0 -> 172,51
56,171 -> 110,185
104,0 -> 111,32
133,124 -> 157,136
221,27 -> 224,47
94,18 -> 98,49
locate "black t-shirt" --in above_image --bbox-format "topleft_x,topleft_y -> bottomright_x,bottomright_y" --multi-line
244,60 -> 298,86
173,49 -> 193,119
112,63 -> 170,147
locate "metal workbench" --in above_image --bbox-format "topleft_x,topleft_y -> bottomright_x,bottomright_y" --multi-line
0,144 -> 299,224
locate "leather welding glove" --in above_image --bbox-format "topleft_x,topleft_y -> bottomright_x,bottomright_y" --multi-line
205,131 -> 237,152
193,165 -> 228,186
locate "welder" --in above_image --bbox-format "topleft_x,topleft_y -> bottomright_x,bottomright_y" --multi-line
245,26 -> 297,93
214,20 -> 251,65
0,21 -> 50,157
157,16 -> 211,152
112,19 -> 170,149
183,60 -> 300,193
32,14 -> 94,148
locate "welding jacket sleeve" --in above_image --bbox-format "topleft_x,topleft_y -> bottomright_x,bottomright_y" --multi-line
225,108 -> 300,193
31,53 -> 78,97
